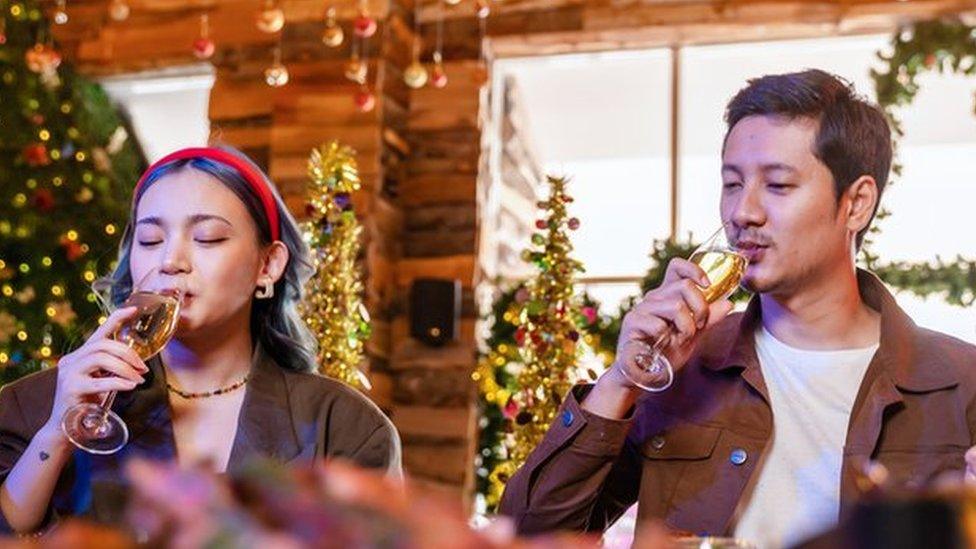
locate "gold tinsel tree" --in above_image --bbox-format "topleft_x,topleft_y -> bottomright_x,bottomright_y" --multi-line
301,141 -> 371,390
481,176 -> 586,497
510,175 -> 586,464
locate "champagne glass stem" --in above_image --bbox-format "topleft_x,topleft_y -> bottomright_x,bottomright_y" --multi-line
98,390 -> 119,423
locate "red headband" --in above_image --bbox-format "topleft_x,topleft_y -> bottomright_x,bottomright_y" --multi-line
134,147 -> 281,241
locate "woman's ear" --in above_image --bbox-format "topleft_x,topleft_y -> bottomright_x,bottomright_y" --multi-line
259,241 -> 290,286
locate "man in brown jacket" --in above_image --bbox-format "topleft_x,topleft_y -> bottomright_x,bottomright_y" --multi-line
499,69 -> 976,547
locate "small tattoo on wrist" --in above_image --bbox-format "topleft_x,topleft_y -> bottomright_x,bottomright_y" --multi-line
39,451 -> 49,461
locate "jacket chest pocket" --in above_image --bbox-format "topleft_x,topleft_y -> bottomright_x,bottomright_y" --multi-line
872,446 -> 967,489
637,420 -> 723,524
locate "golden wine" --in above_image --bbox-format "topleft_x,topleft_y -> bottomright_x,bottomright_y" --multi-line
690,250 -> 747,303
113,291 -> 180,359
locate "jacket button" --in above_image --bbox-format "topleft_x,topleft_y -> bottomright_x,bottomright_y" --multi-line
561,409 -> 574,427
650,435 -> 666,450
730,448 -> 748,466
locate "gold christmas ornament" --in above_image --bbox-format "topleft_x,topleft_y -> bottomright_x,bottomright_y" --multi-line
256,0 -> 285,33
321,8 -> 343,47
344,55 -> 367,84
108,0 -> 130,22
264,61 -> 289,87
403,61 -> 428,89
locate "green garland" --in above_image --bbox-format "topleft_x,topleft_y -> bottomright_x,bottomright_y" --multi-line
867,18 -> 976,303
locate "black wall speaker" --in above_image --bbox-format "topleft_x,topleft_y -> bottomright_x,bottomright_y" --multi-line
409,278 -> 461,347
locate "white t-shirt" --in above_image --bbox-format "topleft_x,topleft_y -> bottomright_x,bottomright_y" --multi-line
733,326 -> 878,549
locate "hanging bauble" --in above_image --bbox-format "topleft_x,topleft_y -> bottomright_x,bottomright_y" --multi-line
403,61 -> 429,89
431,62 -> 448,88
25,44 -> 62,74
256,2 -> 285,33
321,7 -> 344,47
109,0 -> 130,22
354,87 -> 376,113
193,14 -> 215,60
344,56 -> 367,84
193,37 -> 215,59
444,0 -> 462,6
322,22 -> 344,47
264,61 -> 289,87
353,11 -> 377,38
924,53 -> 937,68
476,0 -> 491,18
53,1 -> 68,25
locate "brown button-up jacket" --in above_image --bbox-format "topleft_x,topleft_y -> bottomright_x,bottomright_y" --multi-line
500,270 -> 976,539
0,344 -> 401,532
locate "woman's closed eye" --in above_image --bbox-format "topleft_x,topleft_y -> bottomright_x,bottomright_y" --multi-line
195,237 -> 229,245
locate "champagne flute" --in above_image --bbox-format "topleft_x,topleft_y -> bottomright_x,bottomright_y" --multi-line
620,224 -> 748,392
61,267 -> 184,454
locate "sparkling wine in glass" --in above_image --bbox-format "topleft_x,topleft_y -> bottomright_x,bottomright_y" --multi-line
61,268 -> 183,454
621,224 -> 748,392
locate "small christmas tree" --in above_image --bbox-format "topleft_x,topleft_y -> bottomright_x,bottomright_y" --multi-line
0,1 -> 143,384
301,141 -> 371,390
476,176 -> 616,510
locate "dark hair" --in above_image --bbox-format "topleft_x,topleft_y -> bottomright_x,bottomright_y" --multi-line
724,69 -> 892,248
106,146 -> 317,372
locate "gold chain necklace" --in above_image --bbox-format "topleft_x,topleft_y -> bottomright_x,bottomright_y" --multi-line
166,375 -> 250,399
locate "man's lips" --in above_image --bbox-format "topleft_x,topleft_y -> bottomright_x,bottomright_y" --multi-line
734,240 -> 768,262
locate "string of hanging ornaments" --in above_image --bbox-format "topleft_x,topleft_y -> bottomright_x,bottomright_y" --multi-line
402,0 -> 491,90
45,0 -> 492,97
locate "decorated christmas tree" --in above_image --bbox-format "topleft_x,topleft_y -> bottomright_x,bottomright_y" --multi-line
301,141 -> 371,390
0,1 -> 144,384
475,176 -> 617,510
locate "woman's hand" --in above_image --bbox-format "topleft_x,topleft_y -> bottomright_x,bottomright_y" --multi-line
42,306 -> 149,438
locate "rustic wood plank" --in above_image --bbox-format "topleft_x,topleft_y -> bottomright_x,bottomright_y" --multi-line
392,405 -> 475,440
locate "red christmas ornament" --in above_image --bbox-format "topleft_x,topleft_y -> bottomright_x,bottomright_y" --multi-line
31,114 -> 45,125
60,239 -> 84,261
924,53 -> 937,68
192,37 -> 215,60
503,398 -> 519,420
193,14 -> 215,60
354,88 -> 376,112
567,217 -> 580,230
514,326 -> 526,346
353,12 -> 377,38
31,189 -> 55,212
581,306 -> 597,325
535,219 -> 547,230
430,63 -> 448,88
22,143 -> 50,166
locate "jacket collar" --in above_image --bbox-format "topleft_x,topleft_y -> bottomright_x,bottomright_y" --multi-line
704,269 -> 958,393
116,343 -> 304,468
